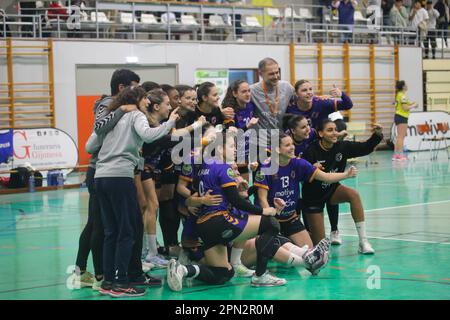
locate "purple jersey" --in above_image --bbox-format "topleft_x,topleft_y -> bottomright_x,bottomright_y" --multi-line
254,158 -> 318,219
294,129 -> 317,158
198,160 -> 237,216
178,153 -> 202,207
233,102 -> 256,130
232,102 -> 255,162
287,93 -> 353,129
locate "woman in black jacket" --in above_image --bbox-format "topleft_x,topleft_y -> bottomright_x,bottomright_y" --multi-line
302,119 -> 383,255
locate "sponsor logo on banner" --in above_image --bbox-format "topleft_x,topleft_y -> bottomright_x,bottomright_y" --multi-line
390,111 -> 450,151
0,128 -> 78,176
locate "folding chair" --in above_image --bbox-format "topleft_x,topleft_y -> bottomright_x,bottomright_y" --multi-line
416,123 -> 448,160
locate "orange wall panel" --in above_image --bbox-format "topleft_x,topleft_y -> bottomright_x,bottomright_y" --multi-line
76,95 -> 100,167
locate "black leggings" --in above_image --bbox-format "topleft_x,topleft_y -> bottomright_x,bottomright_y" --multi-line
424,30 -> 437,58
75,166 -> 104,276
159,199 -> 180,248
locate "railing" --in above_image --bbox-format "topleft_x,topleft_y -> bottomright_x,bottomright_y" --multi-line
1,1 -> 449,56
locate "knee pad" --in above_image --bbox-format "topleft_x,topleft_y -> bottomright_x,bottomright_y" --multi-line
258,215 -> 280,236
256,234 -> 290,259
208,266 -> 235,285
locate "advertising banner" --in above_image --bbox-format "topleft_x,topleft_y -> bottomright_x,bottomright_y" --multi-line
390,111 -> 450,151
0,128 -> 78,176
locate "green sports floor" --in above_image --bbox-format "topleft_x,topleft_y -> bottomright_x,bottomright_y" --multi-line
0,150 -> 449,300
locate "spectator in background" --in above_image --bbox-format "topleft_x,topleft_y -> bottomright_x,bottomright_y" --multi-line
332,0 -> 358,43
225,0 -> 245,42
319,0 -> 333,24
381,0 -> 394,25
434,0 -> 449,47
390,0 -> 409,27
424,0 -> 440,58
409,0 -> 429,43
47,1 -> 68,21
403,0 -> 413,12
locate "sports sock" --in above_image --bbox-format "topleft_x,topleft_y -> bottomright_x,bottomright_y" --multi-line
289,244 -> 309,258
355,221 -> 367,242
230,248 -> 243,266
286,253 -> 304,266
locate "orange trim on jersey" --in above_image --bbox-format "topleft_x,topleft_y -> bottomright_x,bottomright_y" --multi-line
223,119 -> 234,124
278,213 -> 298,223
197,211 -> 228,224
254,182 -> 269,190
334,98 -> 338,111
163,163 -> 174,171
309,167 -> 320,183
221,182 -> 237,188
179,176 -> 193,182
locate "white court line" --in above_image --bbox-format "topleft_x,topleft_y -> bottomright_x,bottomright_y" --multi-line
361,182 -> 450,188
340,234 -> 450,245
361,173 -> 450,185
340,199 -> 450,215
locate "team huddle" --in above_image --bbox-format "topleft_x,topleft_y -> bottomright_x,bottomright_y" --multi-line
70,57 -> 383,297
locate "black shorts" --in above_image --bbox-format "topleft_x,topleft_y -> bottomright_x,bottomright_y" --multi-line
141,164 -> 161,188
394,114 -> 408,125
196,210 -> 248,251
302,200 -> 327,214
160,164 -> 178,185
279,214 -> 306,237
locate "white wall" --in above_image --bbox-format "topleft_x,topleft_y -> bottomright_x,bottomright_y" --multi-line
5,39 -> 423,149
399,47 -> 424,111
52,40 -> 290,144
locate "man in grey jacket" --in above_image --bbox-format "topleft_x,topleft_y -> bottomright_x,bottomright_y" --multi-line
249,58 -> 295,164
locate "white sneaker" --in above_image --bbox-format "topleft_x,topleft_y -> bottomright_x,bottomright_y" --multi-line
236,38 -> 244,42
303,238 -> 331,276
167,259 -> 186,292
330,230 -> 343,245
145,255 -> 169,269
251,271 -> 286,287
141,260 -> 155,273
67,271 -> 93,289
233,264 -> 255,278
358,239 -> 375,255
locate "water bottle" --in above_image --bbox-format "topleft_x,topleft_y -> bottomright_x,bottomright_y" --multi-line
28,174 -> 35,193
57,171 -> 64,190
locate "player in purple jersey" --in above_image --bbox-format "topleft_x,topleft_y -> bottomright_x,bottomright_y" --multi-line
222,80 -> 259,182
287,80 -> 353,131
287,80 -> 353,244
283,114 -> 317,158
255,134 -> 357,273
176,124 -> 218,264
167,132 -> 289,290
302,120 -> 383,254
139,89 -> 206,268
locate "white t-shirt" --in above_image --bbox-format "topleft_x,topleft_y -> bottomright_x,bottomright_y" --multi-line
410,8 -> 429,29
427,8 -> 440,29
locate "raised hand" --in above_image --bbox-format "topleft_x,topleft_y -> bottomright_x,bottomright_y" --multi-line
372,123 -> 383,135
329,84 -> 342,98
246,117 -> 259,129
273,197 -> 286,214
346,165 -> 358,178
